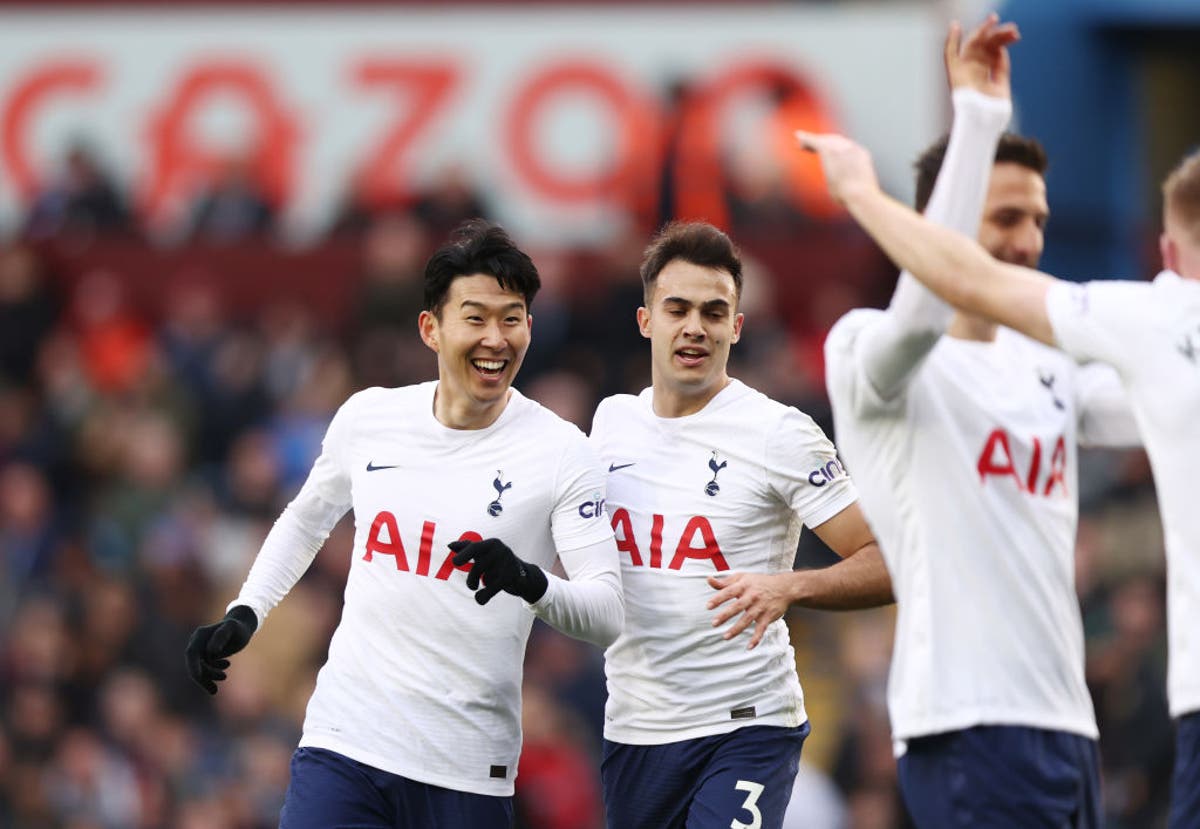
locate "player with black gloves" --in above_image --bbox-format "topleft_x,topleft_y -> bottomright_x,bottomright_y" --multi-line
185,220 -> 622,829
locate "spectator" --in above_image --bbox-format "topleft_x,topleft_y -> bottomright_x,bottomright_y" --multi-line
25,143 -> 131,241
188,154 -> 275,243
0,244 -> 60,385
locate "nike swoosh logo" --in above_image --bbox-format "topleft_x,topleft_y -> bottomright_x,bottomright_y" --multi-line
608,462 -> 636,473
366,462 -> 400,472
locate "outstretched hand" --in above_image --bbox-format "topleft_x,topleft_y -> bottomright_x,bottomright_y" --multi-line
794,131 -> 878,207
706,572 -> 795,650
449,538 -> 549,605
945,13 -> 1019,99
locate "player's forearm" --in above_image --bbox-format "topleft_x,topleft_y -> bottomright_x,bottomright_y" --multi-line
533,570 -> 624,647
858,90 -> 1010,400
532,538 -> 625,647
788,543 -> 894,610
847,185 -> 1057,343
845,185 -> 1001,320
884,91 -> 1010,331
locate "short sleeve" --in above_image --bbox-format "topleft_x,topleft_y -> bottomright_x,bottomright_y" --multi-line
765,406 -> 859,530
824,309 -> 906,418
1046,279 -> 1155,372
589,395 -> 614,449
551,433 -> 616,553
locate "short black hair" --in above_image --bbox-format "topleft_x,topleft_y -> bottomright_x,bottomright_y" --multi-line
423,219 -> 540,315
913,132 -> 1048,213
640,221 -> 742,304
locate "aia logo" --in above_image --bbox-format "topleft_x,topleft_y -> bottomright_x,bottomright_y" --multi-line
977,428 -> 1068,497
705,451 -> 727,497
610,508 -> 728,571
488,471 -> 512,517
362,514 -> 480,579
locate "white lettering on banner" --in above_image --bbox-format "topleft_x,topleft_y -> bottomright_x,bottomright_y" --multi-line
0,6 -> 941,243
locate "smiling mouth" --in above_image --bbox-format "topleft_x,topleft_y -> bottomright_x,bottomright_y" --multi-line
675,348 -> 708,365
471,358 -> 508,378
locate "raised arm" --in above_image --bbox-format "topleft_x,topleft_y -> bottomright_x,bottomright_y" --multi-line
801,131 -> 1058,346
854,16 -> 1018,400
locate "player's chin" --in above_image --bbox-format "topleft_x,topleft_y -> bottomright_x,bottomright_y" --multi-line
999,252 -> 1040,269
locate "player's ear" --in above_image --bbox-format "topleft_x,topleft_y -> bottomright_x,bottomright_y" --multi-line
730,312 -> 745,345
1161,231 -> 1179,274
418,309 -> 440,352
636,306 -> 651,339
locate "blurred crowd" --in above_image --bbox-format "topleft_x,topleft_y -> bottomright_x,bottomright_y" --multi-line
0,142 -> 1175,829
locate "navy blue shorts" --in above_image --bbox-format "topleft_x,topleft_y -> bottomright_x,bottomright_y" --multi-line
1170,711 -> 1200,829
897,725 -> 1101,828
601,722 -> 810,829
279,746 -> 514,829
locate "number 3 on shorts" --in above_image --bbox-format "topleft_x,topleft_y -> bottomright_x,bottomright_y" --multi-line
731,779 -> 764,829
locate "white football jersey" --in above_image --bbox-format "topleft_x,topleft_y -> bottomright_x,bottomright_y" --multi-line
591,380 -> 858,744
1048,271 -> 1200,717
826,316 -> 1136,743
232,382 -> 616,795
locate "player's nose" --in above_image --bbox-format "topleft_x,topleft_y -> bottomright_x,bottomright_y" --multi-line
682,311 -> 705,338
479,319 -> 506,348
1011,219 -> 1043,263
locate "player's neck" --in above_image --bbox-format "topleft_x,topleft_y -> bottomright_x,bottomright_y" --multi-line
651,374 -> 731,418
432,385 -> 512,430
946,311 -> 998,343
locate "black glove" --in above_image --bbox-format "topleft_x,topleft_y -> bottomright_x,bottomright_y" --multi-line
449,538 -> 548,606
185,605 -> 258,695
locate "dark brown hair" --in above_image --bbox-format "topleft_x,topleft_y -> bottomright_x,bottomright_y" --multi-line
639,221 -> 742,304
913,132 -> 1048,213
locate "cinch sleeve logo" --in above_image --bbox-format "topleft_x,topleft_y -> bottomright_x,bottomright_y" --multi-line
577,491 -> 606,519
807,458 -> 846,487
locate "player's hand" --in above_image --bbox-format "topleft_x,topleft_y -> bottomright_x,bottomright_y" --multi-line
945,13 -> 1019,99
794,131 -> 878,207
185,605 -> 258,695
707,572 -> 794,650
449,538 -> 549,605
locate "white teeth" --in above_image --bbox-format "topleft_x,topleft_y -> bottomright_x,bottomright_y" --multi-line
473,359 -> 505,371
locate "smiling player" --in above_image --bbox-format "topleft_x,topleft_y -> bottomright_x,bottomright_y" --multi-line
185,219 -> 623,828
